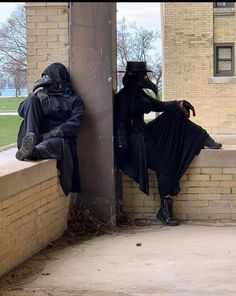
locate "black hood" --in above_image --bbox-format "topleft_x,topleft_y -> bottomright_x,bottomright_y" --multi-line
33,62 -> 73,94
42,63 -> 70,86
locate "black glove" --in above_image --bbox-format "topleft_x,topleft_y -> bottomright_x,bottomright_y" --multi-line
178,100 -> 196,119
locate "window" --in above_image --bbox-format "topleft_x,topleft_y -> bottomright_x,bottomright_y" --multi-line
214,2 -> 234,8
214,43 -> 234,76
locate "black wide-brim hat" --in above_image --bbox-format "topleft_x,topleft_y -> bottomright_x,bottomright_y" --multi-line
118,61 -> 153,73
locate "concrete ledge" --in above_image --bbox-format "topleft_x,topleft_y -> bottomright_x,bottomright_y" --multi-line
0,147 -> 70,278
190,145 -> 236,167
122,145 -> 236,223
208,76 -> 236,84
0,148 -> 58,201
213,7 -> 235,16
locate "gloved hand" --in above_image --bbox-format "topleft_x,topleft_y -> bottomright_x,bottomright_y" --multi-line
178,100 -> 196,119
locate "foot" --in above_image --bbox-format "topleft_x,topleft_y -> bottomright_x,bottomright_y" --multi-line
15,132 -> 36,161
203,136 -> 222,149
156,210 -> 180,226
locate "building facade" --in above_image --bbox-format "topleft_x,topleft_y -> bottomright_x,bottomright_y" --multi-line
161,2 -> 236,135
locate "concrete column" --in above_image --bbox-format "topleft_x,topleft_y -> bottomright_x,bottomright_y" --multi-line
70,3 -> 118,224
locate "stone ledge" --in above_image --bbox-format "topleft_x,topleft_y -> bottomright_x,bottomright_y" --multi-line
213,7 -> 235,16
208,76 -> 236,84
122,143 -> 236,222
190,145 -> 236,168
0,147 -> 58,201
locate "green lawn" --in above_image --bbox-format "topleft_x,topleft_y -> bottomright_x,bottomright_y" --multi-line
0,97 -> 25,111
0,116 -> 22,148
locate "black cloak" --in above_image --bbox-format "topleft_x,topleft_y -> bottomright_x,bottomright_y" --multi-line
114,77 -> 208,196
17,63 -> 86,196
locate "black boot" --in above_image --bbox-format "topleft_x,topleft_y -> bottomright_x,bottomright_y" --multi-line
203,135 -> 222,149
156,196 -> 179,226
26,147 -> 42,160
15,132 -> 36,161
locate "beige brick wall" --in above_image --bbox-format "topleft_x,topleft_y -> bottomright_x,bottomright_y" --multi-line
122,167 -> 236,222
0,155 -> 70,279
25,2 -> 69,91
162,2 -> 236,134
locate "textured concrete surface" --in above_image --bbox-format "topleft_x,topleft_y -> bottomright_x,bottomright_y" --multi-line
1,224 -> 236,295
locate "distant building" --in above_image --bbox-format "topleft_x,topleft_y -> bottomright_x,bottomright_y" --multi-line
161,2 -> 236,134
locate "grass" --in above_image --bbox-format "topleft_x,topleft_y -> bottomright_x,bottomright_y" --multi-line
0,97 -> 25,111
0,116 -> 23,148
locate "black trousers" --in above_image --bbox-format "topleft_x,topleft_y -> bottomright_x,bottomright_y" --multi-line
17,95 -> 63,160
146,111 -> 208,196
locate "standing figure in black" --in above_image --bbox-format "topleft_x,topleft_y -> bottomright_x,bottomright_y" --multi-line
114,61 -> 222,226
15,62 -> 86,197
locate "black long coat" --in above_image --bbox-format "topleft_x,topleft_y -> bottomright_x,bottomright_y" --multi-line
114,87 -> 207,196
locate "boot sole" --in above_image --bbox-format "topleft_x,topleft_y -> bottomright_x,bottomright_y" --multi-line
156,213 -> 180,226
16,133 -> 36,161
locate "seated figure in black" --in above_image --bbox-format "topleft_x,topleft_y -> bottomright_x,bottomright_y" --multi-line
15,62 -> 86,197
114,61 -> 222,226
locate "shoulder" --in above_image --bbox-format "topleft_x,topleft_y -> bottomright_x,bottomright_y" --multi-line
116,88 -> 129,101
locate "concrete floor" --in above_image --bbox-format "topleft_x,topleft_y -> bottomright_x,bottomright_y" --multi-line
1,224 -> 236,296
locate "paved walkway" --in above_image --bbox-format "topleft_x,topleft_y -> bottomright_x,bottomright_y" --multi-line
1,224 -> 236,295
0,112 -> 17,115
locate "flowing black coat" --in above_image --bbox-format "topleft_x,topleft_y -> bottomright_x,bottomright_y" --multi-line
114,84 -> 208,197
114,87 -> 178,195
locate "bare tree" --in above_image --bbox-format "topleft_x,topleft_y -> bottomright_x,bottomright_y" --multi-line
0,78 -> 6,95
117,17 -> 162,98
0,4 -> 27,97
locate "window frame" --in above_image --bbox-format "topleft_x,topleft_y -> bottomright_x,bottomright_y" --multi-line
214,43 -> 235,77
214,2 -> 235,8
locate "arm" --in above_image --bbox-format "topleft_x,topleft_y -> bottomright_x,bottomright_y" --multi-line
46,97 -> 86,138
147,95 -> 178,112
148,96 -> 196,117
17,93 -> 35,118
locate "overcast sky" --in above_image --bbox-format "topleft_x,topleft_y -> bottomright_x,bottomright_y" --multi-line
0,2 -> 161,31
117,2 -> 161,31
0,2 -> 23,23
0,2 -> 162,54
117,2 -> 161,55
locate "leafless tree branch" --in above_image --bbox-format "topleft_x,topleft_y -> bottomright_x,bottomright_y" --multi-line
117,17 -> 162,97
0,4 -> 27,97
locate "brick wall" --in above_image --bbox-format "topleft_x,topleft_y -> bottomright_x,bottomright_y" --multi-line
25,2 -> 69,91
122,149 -> 236,222
0,153 -> 70,278
162,2 -> 236,134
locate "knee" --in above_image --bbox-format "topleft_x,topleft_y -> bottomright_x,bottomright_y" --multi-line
23,94 -> 42,114
28,94 -> 41,106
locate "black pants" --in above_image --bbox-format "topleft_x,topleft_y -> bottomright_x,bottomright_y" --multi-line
146,111 -> 208,196
17,95 -> 63,160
